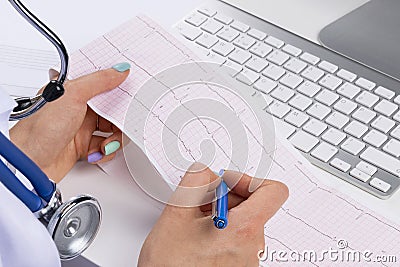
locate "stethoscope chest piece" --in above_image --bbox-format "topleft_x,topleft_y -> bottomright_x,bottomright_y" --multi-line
38,191 -> 102,260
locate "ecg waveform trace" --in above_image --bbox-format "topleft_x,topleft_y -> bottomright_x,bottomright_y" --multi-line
66,15 -> 400,266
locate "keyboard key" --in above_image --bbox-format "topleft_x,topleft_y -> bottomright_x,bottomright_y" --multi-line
303,119 -> 327,137
191,44 -> 210,58
383,139 -> 400,157
282,44 -> 302,57
280,73 -> 303,89
267,50 -> 290,66
344,121 -> 368,138
212,41 -> 235,57
285,110 -> 309,127
289,94 -> 313,111
206,52 -> 226,65
322,128 -> 346,145
228,48 -> 251,64
217,27 -> 240,42
361,147 -> 400,177
262,94 -> 274,106
301,66 -> 324,82
369,178 -> 391,193
254,77 -> 277,94
394,95 -> 400,105
350,169 -> 371,183
393,111 -> 400,122
355,77 -> 376,91
233,34 -> 257,50
284,58 -> 307,74
247,28 -> 267,40
315,89 -> 339,106
201,19 -> 224,34
270,101 -> 291,119
176,22 -> 202,41
318,61 -> 338,73
195,33 -> 219,49
214,13 -> 233,25
311,142 -> 338,162
375,86 -> 395,100
307,103 -> 331,120
333,98 -> 357,115
271,85 -> 295,103
336,69 -> 357,82
275,121 -> 296,139
319,74 -> 342,90
363,130 -> 387,147
330,158 -> 351,172
223,60 -> 242,76
236,68 -> 260,85
341,137 -> 365,155
371,116 -> 395,133
374,99 -> 398,117
198,8 -> 217,17
325,112 -> 349,129
297,81 -> 321,97
265,36 -> 285,48
300,52 -> 320,65
245,56 -> 268,73
337,83 -> 361,99
391,125 -> 400,140
289,131 -> 319,153
352,107 -> 376,124
356,161 -> 378,176
337,69 -> 357,82
262,65 -> 285,80
185,12 -> 208,27
249,42 -> 272,58
231,20 -> 250,32
355,91 -> 379,108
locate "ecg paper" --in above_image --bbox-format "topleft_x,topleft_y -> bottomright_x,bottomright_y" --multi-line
65,15 -> 400,266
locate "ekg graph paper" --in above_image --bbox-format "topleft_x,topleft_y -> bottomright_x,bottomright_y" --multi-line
66,15 -> 400,266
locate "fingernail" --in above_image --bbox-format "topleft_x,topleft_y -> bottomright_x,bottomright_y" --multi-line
88,152 -> 103,163
105,141 -> 121,156
112,62 -> 131,72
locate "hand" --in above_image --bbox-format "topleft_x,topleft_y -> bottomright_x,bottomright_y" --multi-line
138,163 -> 289,267
10,63 -> 130,183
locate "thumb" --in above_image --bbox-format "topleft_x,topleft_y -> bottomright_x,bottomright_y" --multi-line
165,163 -> 221,218
66,62 -> 131,102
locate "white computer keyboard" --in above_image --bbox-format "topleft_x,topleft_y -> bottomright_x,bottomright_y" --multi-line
175,6 -> 400,199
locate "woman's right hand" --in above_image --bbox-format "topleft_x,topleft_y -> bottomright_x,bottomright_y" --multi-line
138,163 -> 289,266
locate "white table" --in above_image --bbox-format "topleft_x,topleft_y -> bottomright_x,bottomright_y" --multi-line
3,1 -> 399,266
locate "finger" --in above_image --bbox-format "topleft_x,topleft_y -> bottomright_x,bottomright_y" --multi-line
165,163 -> 221,218
86,135 -> 118,164
222,170 -> 266,198
97,116 -> 117,133
101,130 -> 122,156
223,171 -> 289,228
200,192 -> 245,214
65,63 -> 131,102
86,136 -> 106,164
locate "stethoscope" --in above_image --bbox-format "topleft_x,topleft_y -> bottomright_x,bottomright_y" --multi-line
0,0 -> 102,260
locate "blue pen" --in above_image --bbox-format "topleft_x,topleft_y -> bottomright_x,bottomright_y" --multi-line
213,169 -> 228,230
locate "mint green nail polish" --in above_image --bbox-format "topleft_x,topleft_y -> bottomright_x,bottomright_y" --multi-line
112,62 -> 131,72
105,141 -> 121,156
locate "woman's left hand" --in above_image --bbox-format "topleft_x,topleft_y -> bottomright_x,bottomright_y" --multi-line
10,63 -> 130,183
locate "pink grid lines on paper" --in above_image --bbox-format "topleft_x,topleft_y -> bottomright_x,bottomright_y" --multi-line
66,15 -> 400,267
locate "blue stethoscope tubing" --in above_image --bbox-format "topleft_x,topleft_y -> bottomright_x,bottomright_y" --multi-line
0,131 -> 55,212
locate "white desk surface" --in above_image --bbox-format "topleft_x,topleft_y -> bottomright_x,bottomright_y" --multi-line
3,1 -> 399,266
